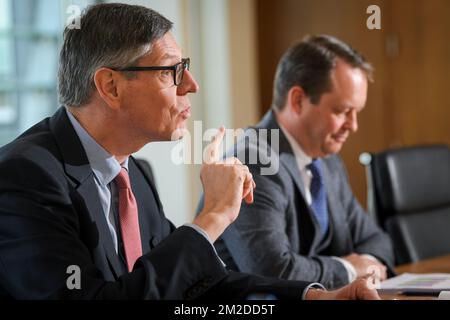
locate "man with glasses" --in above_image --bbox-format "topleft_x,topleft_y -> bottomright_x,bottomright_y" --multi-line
113,58 -> 190,87
0,3 -> 379,300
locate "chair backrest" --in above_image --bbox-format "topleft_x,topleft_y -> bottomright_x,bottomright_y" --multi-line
360,145 -> 450,264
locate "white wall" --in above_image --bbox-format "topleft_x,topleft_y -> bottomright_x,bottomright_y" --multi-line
229,0 -> 259,129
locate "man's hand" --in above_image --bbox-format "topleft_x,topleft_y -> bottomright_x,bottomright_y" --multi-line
305,274 -> 380,300
193,127 -> 256,242
342,253 -> 388,281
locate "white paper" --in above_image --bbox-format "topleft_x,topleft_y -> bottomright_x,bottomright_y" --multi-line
438,291 -> 450,300
378,273 -> 450,294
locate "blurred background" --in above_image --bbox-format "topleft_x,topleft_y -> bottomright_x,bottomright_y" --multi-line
0,0 -> 449,226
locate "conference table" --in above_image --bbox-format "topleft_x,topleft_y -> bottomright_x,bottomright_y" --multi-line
380,254 -> 450,300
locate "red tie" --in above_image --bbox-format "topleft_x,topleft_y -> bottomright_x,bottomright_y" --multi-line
115,168 -> 142,272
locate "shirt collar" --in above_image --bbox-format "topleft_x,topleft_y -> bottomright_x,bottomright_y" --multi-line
278,122 -> 312,170
65,107 -> 129,186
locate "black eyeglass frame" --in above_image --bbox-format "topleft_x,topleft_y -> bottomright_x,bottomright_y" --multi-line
112,58 -> 190,86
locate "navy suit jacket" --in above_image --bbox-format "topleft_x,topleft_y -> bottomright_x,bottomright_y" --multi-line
0,107 -> 311,299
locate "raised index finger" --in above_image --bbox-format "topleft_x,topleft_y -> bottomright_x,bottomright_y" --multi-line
204,126 -> 225,164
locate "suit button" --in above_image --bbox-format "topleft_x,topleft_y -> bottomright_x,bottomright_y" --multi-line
186,288 -> 199,299
149,237 -> 159,248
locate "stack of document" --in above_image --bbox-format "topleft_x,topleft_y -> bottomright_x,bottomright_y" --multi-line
378,273 -> 450,294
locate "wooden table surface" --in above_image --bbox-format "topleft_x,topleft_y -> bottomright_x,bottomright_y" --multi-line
380,254 -> 450,300
395,254 -> 450,274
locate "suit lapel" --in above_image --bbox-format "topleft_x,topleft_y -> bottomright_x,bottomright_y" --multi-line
76,177 -> 123,277
258,111 -> 323,252
128,157 -> 170,253
320,159 -> 346,253
257,111 -> 307,200
280,154 -> 323,252
49,107 -> 123,278
128,159 -> 151,254
280,153 -> 307,200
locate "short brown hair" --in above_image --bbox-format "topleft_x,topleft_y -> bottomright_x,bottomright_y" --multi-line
272,35 -> 373,110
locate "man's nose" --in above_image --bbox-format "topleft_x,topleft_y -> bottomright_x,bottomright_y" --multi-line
177,70 -> 199,95
346,109 -> 358,133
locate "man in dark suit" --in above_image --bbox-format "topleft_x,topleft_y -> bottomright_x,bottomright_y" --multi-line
214,35 -> 394,289
0,4 -> 379,299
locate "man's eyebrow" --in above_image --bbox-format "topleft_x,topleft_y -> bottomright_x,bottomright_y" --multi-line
159,53 -> 181,62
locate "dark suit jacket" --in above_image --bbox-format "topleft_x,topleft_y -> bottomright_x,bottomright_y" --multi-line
0,107 -> 311,299
214,111 -> 394,289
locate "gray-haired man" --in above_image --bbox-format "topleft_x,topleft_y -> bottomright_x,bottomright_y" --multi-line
0,4 -> 379,299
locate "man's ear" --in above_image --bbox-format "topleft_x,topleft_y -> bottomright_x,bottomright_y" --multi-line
93,68 -> 123,110
286,86 -> 306,115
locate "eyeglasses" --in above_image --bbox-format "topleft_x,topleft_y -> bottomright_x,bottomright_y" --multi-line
112,58 -> 190,86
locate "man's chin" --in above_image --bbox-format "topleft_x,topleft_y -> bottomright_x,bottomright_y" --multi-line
323,142 -> 343,155
170,127 -> 189,141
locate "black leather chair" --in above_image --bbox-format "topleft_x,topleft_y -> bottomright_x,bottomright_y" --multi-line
360,145 -> 450,265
